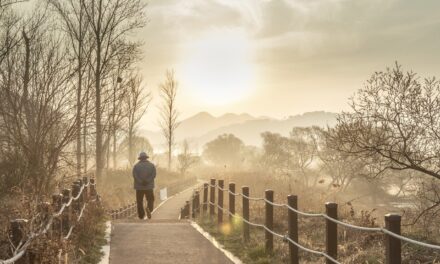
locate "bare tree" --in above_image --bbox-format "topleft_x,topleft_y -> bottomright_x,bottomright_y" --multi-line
178,140 -> 199,175
327,63 -> 440,219
0,9 -> 78,194
81,0 -> 146,181
48,0 -> 91,178
124,73 -> 151,165
159,70 -> 179,170
328,63 -> 440,181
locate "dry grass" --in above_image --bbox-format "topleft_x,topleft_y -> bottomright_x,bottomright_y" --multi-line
197,169 -> 440,264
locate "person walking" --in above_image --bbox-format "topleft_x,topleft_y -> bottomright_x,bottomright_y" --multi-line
132,151 -> 156,219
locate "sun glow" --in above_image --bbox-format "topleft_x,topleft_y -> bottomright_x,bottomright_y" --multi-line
181,29 -> 255,106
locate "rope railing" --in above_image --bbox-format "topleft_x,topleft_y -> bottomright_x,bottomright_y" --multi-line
208,201 -> 342,264
187,179 -> 440,263
210,182 -> 440,251
0,177 -> 99,264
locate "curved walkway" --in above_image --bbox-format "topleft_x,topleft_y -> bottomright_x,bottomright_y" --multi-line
109,188 -> 235,264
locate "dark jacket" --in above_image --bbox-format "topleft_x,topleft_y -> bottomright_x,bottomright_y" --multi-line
132,160 -> 156,190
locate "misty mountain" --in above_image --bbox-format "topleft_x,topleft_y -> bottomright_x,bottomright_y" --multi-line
139,111 -> 338,150
176,112 -> 255,139
195,111 -> 337,147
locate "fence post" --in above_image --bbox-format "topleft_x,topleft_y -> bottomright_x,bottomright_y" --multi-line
203,183 -> 208,214
132,202 -> 136,217
325,202 -> 338,264
90,178 -> 96,197
218,180 -> 224,226
229,183 -> 235,223
82,176 -> 89,202
385,214 -> 401,264
287,195 -> 299,264
185,201 -> 190,218
242,186 -> 250,242
118,208 -> 123,219
52,194 -> 63,239
191,193 -> 196,219
72,183 -> 80,212
195,191 -> 200,215
61,189 -> 71,236
209,179 -> 216,217
10,219 -> 28,264
265,190 -> 274,253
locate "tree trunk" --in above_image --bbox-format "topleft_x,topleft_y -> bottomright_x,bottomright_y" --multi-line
128,128 -> 133,165
95,42 -> 102,182
76,49 -> 82,177
83,83 -> 89,174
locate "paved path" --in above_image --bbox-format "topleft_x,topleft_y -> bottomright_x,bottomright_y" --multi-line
109,188 -> 235,264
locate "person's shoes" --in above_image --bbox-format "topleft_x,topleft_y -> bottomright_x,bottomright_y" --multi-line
146,208 -> 152,219
142,215 -> 148,220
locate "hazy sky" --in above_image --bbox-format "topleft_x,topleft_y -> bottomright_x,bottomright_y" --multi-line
138,0 -> 440,129
17,0 -> 440,129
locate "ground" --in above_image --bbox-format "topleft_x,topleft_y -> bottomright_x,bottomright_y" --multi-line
108,187 -> 235,264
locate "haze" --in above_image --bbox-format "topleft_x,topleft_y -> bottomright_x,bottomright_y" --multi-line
139,0 -> 440,130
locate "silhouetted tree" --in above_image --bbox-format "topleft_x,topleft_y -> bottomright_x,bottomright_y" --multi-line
158,70 -> 179,170
203,134 -> 244,168
82,0 -> 146,181
124,74 -> 151,165
178,140 -> 199,175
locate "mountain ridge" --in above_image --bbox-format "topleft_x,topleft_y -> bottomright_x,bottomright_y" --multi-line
139,111 -> 338,150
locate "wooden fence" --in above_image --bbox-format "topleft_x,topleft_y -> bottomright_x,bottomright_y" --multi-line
182,178 -> 440,264
1,176 -> 98,264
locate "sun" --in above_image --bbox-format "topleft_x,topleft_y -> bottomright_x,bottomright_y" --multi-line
180,29 -> 255,106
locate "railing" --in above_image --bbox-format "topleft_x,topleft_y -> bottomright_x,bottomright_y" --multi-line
183,178 -> 440,264
0,176 -> 99,264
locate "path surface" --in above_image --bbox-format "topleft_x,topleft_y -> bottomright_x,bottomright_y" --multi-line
109,188 -> 234,264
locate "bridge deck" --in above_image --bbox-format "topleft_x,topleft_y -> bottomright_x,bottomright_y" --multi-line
109,188 -> 235,264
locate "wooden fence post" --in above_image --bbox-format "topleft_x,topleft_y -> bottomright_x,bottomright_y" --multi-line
52,194 -> 63,239
209,179 -> 216,217
118,208 -> 123,219
218,180 -> 224,226
195,191 -> 200,215
229,183 -> 235,222
61,189 -> 71,236
385,214 -> 401,264
78,179 -> 84,207
185,201 -> 190,219
265,190 -> 274,253
203,183 -> 208,214
90,178 -> 96,197
82,176 -> 89,201
191,193 -> 196,219
124,205 -> 129,218
72,183 -> 80,212
242,186 -> 250,242
288,195 -> 299,264
133,202 -> 137,216
325,202 -> 338,264
10,219 -> 28,264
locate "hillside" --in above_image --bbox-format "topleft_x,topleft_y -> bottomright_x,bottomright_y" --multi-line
139,111 -> 338,151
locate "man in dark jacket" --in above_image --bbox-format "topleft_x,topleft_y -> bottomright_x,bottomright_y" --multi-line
132,151 -> 156,219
